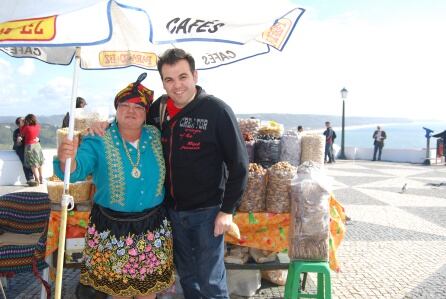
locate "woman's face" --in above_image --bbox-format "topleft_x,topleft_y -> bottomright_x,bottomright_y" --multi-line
116,102 -> 146,130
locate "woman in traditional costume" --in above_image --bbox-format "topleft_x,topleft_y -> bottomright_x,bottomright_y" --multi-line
55,73 -> 174,299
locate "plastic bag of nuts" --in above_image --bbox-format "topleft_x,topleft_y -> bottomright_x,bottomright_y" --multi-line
74,107 -> 109,132
254,139 -> 280,169
56,128 -> 82,148
265,162 -> 297,213
288,161 -> 330,261
238,118 -> 260,137
46,175 -> 92,203
257,121 -> 284,139
300,134 -> 325,165
238,163 -> 267,212
280,130 -> 302,166
245,140 -> 255,163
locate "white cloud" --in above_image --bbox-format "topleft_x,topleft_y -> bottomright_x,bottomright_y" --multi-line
17,59 -> 36,76
0,58 -> 21,112
0,58 -> 12,81
34,77 -> 74,114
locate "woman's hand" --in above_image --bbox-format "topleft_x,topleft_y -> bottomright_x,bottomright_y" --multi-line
87,121 -> 109,136
58,136 -> 79,172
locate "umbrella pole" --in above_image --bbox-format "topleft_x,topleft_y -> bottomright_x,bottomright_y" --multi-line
54,47 -> 81,299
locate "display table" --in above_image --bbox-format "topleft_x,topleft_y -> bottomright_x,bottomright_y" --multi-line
46,210 -> 90,258
225,195 -> 346,272
225,252 -> 290,270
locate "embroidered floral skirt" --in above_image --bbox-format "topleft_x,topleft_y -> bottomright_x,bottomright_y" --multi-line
80,204 -> 175,297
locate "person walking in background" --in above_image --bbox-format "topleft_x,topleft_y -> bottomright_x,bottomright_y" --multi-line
323,121 -> 336,163
372,125 -> 387,161
12,117 -> 36,186
149,48 -> 249,299
62,96 -> 87,128
56,74 -> 174,299
21,114 -> 44,184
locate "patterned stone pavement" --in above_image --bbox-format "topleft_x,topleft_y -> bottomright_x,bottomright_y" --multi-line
1,160 -> 446,298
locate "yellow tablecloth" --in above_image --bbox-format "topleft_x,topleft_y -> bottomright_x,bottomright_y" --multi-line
225,194 -> 346,272
45,210 -> 90,257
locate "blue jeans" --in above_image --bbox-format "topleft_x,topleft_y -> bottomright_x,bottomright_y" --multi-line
168,206 -> 229,299
325,143 -> 334,162
373,143 -> 384,160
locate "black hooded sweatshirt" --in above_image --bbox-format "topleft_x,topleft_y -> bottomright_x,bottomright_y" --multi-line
148,86 -> 248,214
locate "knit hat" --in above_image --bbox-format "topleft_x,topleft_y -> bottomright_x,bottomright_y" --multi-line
114,73 -> 153,112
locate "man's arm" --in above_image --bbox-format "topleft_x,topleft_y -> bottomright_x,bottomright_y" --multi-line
214,105 -> 249,236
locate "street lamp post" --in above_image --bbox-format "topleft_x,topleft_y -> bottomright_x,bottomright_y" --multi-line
339,87 -> 348,159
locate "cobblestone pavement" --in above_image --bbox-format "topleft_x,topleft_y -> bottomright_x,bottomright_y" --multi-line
2,160 -> 446,298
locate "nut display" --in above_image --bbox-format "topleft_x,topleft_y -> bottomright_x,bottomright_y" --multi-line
238,163 -> 267,212
288,163 -> 330,261
279,130 -> 302,166
257,121 -> 283,139
300,134 -> 325,165
238,118 -> 260,137
47,175 -> 92,203
74,111 -> 107,132
254,139 -> 280,169
245,140 -> 255,163
265,161 -> 297,213
56,128 -> 82,148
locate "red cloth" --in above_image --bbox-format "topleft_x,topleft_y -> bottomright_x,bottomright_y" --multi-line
166,98 -> 182,118
20,124 -> 40,144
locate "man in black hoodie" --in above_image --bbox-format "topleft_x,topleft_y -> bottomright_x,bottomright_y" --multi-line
149,48 -> 248,299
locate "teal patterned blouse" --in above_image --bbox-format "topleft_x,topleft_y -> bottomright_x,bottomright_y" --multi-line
53,121 -> 165,212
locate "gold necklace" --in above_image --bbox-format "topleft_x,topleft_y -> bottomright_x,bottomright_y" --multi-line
121,137 -> 141,178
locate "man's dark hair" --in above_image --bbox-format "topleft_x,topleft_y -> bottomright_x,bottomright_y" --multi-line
157,48 -> 195,78
15,117 -> 23,126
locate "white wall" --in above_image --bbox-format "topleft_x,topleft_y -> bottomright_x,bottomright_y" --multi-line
342,147 -> 436,164
0,149 -> 57,185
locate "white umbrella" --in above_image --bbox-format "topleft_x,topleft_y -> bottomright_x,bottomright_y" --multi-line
0,0 -> 304,69
0,1 -> 305,298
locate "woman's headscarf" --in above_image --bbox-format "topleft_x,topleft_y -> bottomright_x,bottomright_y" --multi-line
114,73 -> 153,112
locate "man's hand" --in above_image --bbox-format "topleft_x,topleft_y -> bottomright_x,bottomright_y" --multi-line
214,211 -> 233,237
87,121 -> 109,136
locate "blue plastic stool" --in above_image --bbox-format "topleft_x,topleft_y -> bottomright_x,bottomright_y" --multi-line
284,260 -> 331,299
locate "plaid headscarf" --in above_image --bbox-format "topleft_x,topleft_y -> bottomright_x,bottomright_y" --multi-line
114,73 -> 153,112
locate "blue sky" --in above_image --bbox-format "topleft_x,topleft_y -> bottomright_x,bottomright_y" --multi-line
1,0 -> 445,120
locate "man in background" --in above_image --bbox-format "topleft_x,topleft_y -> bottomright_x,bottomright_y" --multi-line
323,121 -> 336,163
372,125 -> 387,161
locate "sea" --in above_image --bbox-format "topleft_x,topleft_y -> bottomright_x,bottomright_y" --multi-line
333,121 -> 446,149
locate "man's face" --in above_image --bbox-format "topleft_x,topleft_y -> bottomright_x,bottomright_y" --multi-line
161,59 -> 198,108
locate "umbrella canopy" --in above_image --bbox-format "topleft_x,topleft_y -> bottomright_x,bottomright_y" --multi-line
0,0 -> 305,70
